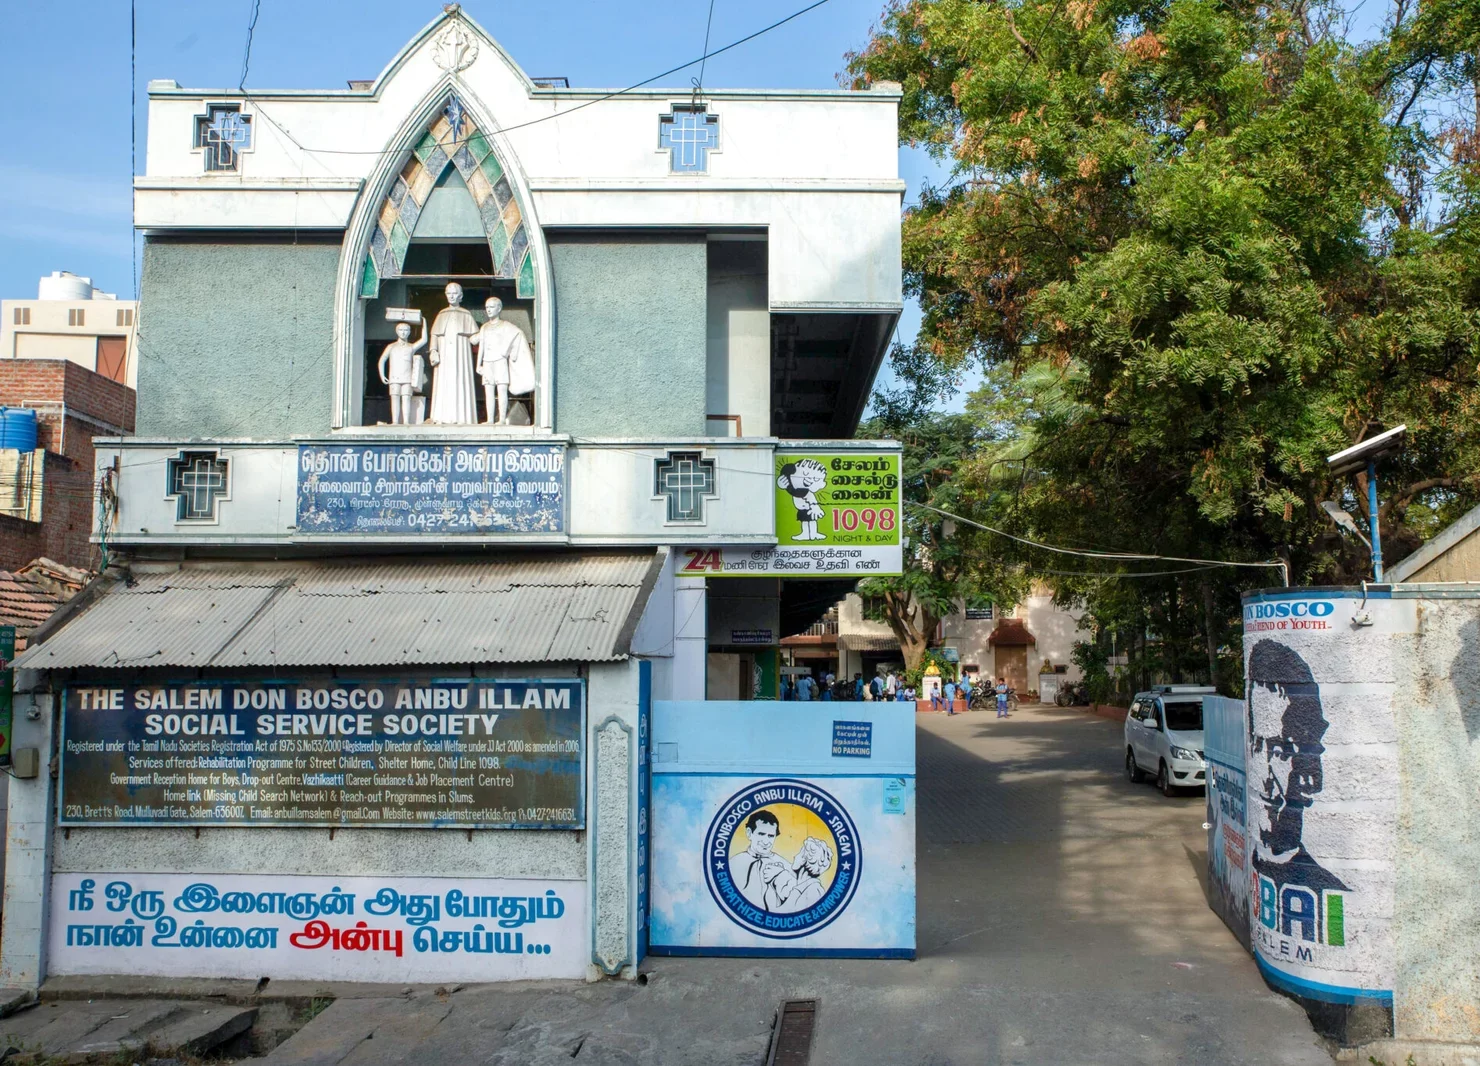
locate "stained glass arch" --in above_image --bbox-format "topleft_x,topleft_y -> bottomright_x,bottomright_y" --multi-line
358,94 -> 537,301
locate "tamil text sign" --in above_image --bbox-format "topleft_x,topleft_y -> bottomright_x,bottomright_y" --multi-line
60,680 -> 584,829
50,872 -> 586,981
296,444 -> 565,535
686,450 -> 902,578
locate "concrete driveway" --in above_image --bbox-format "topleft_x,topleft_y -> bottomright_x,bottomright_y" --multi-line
245,704 -> 1333,1065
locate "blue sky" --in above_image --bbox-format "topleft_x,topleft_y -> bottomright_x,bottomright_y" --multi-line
0,0 -> 938,349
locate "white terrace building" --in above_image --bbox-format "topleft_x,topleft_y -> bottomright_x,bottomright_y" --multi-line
0,9 -> 904,991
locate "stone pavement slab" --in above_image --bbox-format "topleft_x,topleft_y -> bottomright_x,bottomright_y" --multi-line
0,997 -> 255,1062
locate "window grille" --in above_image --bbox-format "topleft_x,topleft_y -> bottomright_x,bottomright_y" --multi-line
195,105 -> 252,172
658,107 -> 719,173
166,451 -> 230,521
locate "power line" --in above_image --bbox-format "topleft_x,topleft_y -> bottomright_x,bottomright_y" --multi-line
239,0 -> 832,157
909,501 -> 1290,585
239,0 -> 263,91
130,0 -> 138,301
694,0 -> 720,104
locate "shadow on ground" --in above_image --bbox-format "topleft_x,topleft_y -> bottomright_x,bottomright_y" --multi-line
243,706 -> 1330,1066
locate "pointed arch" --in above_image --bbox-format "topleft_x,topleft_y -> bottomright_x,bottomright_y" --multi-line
331,77 -> 553,429
358,93 -> 536,300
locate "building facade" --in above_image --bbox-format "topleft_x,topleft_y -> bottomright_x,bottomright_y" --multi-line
0,359 -> 136,573
0,10 -> 903,988
825,588 -> 1086,696
1,273 -> 138,389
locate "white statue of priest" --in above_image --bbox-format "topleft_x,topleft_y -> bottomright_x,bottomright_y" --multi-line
474,297 -> 534,425
428,282 -> 479,424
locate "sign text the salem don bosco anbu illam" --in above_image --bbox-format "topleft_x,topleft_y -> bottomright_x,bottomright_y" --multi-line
681,451 -> 903,578
296,444 -> 565,535
59,681 -> 583,829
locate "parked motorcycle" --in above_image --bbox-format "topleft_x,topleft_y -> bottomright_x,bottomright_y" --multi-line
1055,680 -> 1090,707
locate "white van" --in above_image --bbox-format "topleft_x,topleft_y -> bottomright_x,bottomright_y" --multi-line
1124,685 -> 1212,796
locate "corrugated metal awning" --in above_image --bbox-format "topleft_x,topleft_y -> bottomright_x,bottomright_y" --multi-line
15,552 -> 664,671
838,633 -> 900,653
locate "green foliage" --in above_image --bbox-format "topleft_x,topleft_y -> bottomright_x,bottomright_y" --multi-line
1071,640 -> 1115,703
857,410 -> 1026,669
850,0 -> 1480,676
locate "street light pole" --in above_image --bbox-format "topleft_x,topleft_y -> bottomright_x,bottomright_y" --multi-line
1367,460 -> 1383,581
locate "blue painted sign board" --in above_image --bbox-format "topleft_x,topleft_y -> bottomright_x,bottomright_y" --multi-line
648,701 -> 915,959
830,720 -> 872,758
59,679 -> 584,829
1204,694 -> 1250,952
296,444 -> 565,535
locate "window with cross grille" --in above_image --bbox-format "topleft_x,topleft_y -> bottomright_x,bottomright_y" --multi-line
195,104 -> 253,172
654,451 -> 718,523
658,107 -> 719,173
167,451 -> 230,521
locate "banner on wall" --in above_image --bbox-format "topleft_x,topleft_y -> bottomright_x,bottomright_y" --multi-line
59,680 -> 584,829
1241,591 -> 1411,1006
682,451 -> 903,578
49,873 -> 586,981
296,444 -> 565,535
1204,694 -> 1250,952
649,701 -> 915,958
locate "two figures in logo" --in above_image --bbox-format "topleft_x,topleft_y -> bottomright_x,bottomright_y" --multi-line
731,810 -> 834,914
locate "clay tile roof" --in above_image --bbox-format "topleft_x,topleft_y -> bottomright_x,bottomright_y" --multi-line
987,618 -> 1037,646
0,568 -> 73,646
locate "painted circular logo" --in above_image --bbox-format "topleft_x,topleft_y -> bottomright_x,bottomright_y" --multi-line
703,777 -> 861,939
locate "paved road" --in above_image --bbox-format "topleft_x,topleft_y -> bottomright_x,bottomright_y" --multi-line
246,705 -> 1333,1066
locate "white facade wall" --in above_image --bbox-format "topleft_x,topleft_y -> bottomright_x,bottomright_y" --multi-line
93,438 -> 787,547
134,11 -> 903,315
836,591 -> 1086,685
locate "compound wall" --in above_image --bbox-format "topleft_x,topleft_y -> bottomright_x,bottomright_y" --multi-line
1231,587 -> 1480,1047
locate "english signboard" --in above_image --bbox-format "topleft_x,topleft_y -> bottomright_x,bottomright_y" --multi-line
59,680 -> 584,829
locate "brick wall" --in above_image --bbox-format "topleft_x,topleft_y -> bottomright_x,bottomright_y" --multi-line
0,361 -> 136,572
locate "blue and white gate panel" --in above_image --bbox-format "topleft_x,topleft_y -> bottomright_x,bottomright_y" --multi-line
648,702 -> 915,958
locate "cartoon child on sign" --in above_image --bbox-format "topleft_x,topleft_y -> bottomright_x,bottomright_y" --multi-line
777,459 -> 828,541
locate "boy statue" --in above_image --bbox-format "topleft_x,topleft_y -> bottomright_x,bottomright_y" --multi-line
376,319 -> 427,425
473,297 -> 533,425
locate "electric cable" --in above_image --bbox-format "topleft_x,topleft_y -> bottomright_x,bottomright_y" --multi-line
236,0 -> 833,157
908,501 -> 1290,584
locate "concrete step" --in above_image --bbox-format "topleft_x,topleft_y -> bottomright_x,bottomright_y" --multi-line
0,997 -> 256,1062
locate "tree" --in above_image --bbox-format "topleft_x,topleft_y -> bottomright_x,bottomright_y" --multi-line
849,0 -> 1480,686
856,410 -> 1024,671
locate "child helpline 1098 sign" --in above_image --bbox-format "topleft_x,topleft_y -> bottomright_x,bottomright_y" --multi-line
680,450 -> 902,578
